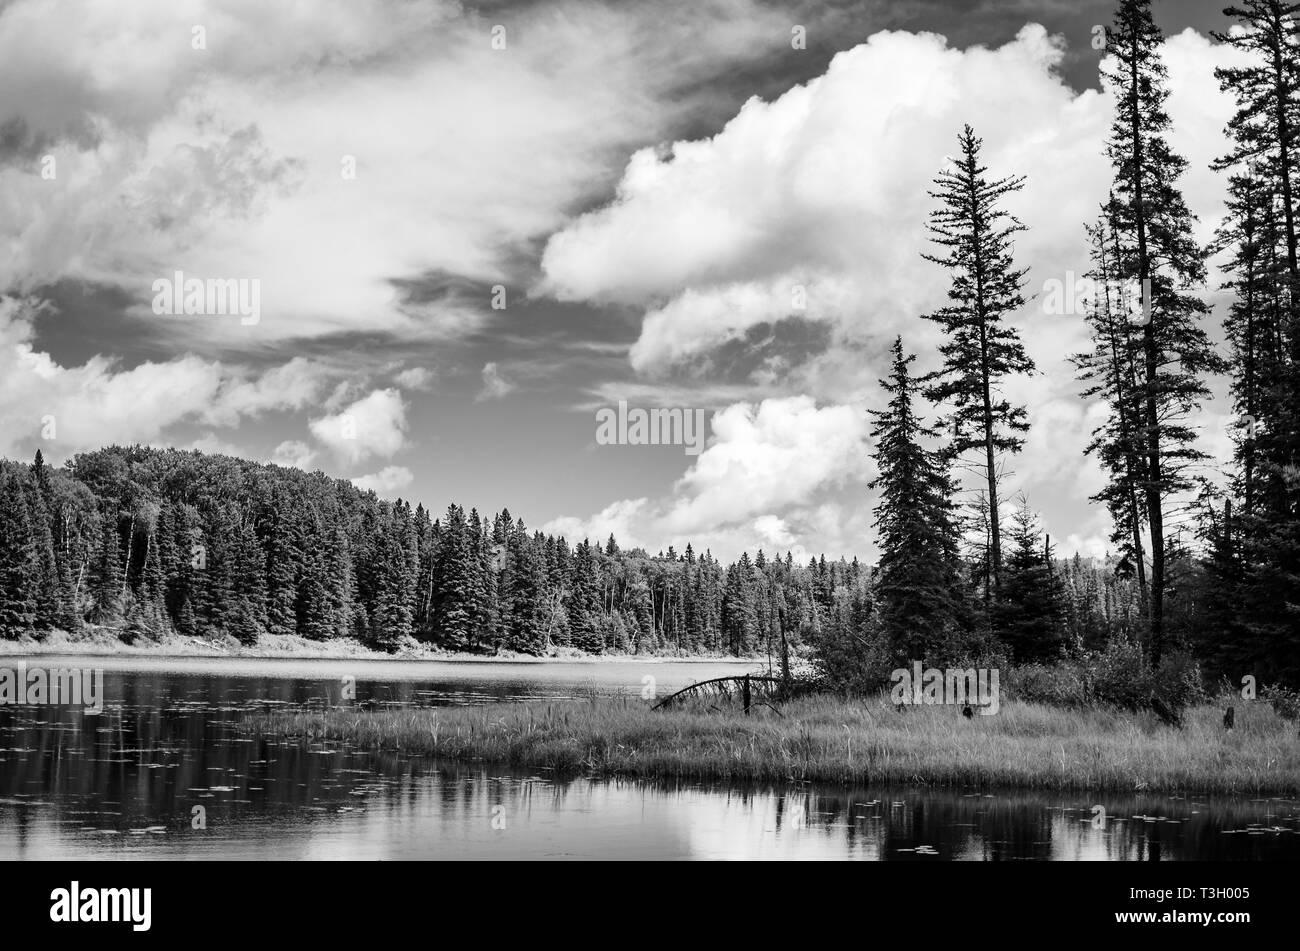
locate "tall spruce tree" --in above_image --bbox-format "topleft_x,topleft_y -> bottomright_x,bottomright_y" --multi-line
920,125 -> 1034,597
1212,0 -> 1300,684
430,504 -> 476,647
1214,1 -> 1300,294
1103,0 -> 1226,661
869,337 -> 968,663
1072,214 -> 1150,605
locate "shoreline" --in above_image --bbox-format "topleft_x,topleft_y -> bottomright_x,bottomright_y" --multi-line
0,629 -> 763,666
247,694 -> 1300,797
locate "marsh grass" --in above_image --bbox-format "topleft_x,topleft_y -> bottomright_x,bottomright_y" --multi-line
247,692 -> 1300,795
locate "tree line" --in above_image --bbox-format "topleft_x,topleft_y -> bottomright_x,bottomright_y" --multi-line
0,442 -> 1137,663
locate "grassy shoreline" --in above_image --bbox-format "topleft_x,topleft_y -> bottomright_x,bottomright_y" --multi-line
246,693 -> 1300,796
0,628 -> 757,665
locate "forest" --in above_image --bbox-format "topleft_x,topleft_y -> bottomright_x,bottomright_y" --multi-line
0,0 -> 1297,697
0,443 -> 1137,665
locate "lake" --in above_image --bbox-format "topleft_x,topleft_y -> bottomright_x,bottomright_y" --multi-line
2,655 -> 1298,860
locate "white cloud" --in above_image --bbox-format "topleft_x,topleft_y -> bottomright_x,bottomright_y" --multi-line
664,397 -> 869,533
270,439 -> 317,471
540,24 -> 1250,558
352,465 -> 414,496
0,296 -> 333,460
545,497 -> 652,549
476,362 -> 514,402
183,432 -> 247,457
203,357 -> 330,425
308,387 -> 408,465
393,366 -> 435,390
544,395 -> 872,560
0,0 -> 802,345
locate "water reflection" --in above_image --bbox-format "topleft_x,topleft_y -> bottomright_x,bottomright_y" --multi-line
1,659 -> 1297,860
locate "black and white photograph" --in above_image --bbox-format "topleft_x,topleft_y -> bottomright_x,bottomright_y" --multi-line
0,0 -> 1297,926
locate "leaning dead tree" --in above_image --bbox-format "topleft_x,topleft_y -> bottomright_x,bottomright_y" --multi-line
651,675 -> 801,714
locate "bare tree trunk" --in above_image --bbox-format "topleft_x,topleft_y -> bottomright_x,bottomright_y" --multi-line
121,515 -> 135,596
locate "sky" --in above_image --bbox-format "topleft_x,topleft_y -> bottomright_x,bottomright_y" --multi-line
0,0 -> 1253,563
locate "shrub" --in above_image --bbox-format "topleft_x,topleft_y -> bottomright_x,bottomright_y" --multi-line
1003,640 -> 1205,725
1082,640 -> 1148,710
1005,661 -> 1089,707
1263,684 -> 1300,722
1151,650 -> 1206,712
807,619 -> 893,695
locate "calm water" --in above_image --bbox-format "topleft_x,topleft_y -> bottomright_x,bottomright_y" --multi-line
1,655 -> 1298,860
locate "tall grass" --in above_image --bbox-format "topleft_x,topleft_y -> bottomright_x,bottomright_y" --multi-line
247,693 -> 1300,795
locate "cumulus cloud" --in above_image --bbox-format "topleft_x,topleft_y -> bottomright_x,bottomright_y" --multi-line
0,0 -> 803,345
393,366 -> 435,390
664,397 -> 869,533
544,396 -> 872,560
352,465 -> 414,496
270,439 -> 317,471
0,296 -> 333,460
308,388 -> 408,465
203,357 -> 331,425
539,24 -> 1249,558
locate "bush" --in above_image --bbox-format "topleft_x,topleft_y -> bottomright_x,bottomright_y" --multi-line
1086,640 -> 1152,710
1003,640 -> 1205,725
807,619 -> 893,695
1005,661 -> 1089,707
1263,684 -> 1300,722
1151,650 -> 1206,714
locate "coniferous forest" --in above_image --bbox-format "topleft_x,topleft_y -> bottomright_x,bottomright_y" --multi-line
1,0 -> 1298,698
0,442 -> 1141,665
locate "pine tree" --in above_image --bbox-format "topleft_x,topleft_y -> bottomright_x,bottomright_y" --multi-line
31,449 -> 77,632
90,507 -> 124,625
721,553 -> 757,655
1212,0 -> 1300,685
430,504 -> 476,647
231,510 -> 268,643
0,468 -> 38,638
1103,0 -> 1227,661
196,506 -> 238,633
1213,1 -> 1300,298
261,488 -> 300,637
507,531 -> 549,654
920,124 -> 1034,596
1212,173 -> 1284,517
22,470 -> 60,632
570,539 -> 604,652
995,497 -> 1066,663
1072,213 -> 1150,605
371,503 -> 414,651
869,338 -> 968,663
170,502 -> 201,636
